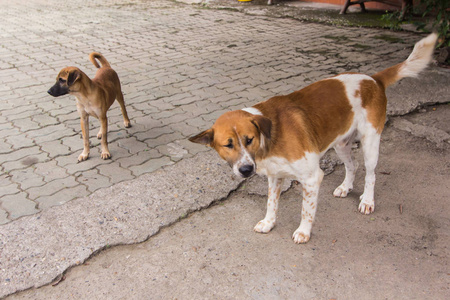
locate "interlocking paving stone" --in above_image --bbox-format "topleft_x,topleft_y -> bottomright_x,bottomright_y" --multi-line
0,0 -> 439,224
1,192 -> 39,220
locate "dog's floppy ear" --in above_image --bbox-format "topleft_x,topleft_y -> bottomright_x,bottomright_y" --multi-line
251,115 -> 271,139
68,70 -> 80,86
189,129 -> 214,146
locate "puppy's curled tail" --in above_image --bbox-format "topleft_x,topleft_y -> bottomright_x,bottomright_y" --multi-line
372,33 -> 438,88
89,52 -> 111,69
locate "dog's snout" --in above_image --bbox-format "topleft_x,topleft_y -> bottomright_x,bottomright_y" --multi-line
47,84 -> 68,97
239,165 -> 254,178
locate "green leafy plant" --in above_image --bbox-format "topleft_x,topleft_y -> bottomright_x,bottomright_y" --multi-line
382,0 -> 450,48
415,0 -> 449,47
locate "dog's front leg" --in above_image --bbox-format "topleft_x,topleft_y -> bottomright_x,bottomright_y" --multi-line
78,111 -> 90,162
254,176 -> 284,233
293,169 -> 324,243
99,115 -> 111,159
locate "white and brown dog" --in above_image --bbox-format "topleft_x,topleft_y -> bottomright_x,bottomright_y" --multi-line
189,34 -> 437,243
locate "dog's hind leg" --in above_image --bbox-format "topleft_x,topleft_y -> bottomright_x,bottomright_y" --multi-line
254,176 -> 284,233
117,92 -> 131,128
333,142 -> 358,198
358,130 -> 381,214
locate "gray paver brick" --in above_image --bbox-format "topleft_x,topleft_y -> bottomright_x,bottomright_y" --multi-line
9,168 -> 45,190
26,176 -> 79,200
0,139 -> 13,154
0,209 -> 8,225
1,192 -> 39,220
117,136 -> 151,155
97,163 -> 135,184
0,182 -> 21,197
129,156 -> 174,177
2,152 -> 49,173
40,140 -> 71,158
0,0 -> 426,223
76,169 -> 111,193
116,149 -> 162,169
34,160 -> 68,182
36,185 -> 89,210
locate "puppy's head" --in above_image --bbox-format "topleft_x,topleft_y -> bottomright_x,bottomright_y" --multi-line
47,67 -> 81,97
189,110 -> 271,178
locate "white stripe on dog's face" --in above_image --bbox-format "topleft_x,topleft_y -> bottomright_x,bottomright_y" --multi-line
232,127 -> 256,178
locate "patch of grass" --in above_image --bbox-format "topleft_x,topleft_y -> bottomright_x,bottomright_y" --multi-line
373,34 -> 405,43
353,44 -> 371,50
323,35 -> 350,41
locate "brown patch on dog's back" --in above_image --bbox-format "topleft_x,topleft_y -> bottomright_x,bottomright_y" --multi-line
360,79 -> 387,134
255,79 -> 354,161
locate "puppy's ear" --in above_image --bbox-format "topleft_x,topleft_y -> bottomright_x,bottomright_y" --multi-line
68,70 -> 80,86
189,129 -> 214,146
251,115 -> 271,139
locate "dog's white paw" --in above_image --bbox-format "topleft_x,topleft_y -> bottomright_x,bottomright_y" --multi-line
292,230 -> 310,244
358,195 -> 375,214
124,121 -> 131,128
97,132 -> 102,139
333,184 -> 352,198
254,219 -> 275,233
78,152 -> 89,162
101,151 -> 111,160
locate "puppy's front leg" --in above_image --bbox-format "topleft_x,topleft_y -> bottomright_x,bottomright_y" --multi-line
254,176 -> 284,233
99,115 -> 111,160
293,169 -> 324,244
78,111 -> 90,162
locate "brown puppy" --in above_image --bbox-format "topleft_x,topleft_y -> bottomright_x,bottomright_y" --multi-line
48,52 -> 131,161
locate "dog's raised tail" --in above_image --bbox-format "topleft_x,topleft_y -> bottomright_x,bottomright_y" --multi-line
89,52 -> 111,69
372,33 -> 438,88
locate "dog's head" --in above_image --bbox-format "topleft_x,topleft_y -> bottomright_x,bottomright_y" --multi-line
189,110 -> 271,178
47,67 -> 81,97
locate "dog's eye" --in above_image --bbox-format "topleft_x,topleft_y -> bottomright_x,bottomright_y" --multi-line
59,78 -> 66,84
224,143 -> 233,149
246,137 -> 253,146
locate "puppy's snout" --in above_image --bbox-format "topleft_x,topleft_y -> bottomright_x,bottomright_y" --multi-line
47,88 -> 54,96
239,165 -> 254,178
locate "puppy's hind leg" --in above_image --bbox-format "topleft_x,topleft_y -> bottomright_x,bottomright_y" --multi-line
117,91 -> 131,128
254,176 -> 284,233
333,142 -> 358,198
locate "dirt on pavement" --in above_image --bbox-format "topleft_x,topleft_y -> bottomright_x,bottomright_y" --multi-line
9,105 -> 449,299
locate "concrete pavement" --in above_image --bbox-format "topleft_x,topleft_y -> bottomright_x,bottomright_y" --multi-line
0,0 -> 449,297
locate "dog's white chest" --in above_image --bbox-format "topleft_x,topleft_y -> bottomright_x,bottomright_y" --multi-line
256,153 -> 321,181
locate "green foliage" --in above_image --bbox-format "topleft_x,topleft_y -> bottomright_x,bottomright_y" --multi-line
416,0 -> 449,47
382,0 -> 450,48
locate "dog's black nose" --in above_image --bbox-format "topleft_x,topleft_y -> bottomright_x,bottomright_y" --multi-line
239,165 -> 254,178
47,89 -> 53,96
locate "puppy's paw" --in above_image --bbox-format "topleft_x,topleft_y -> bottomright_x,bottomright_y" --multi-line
292,230 -> 310,244
101,151 -> 111,160
333,184 -> 352,198
78,152 -> 89,162
124,120 -> 131,128
253,219 -> 275,233
97,132 -> 102,139
358,195 -> 375,214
